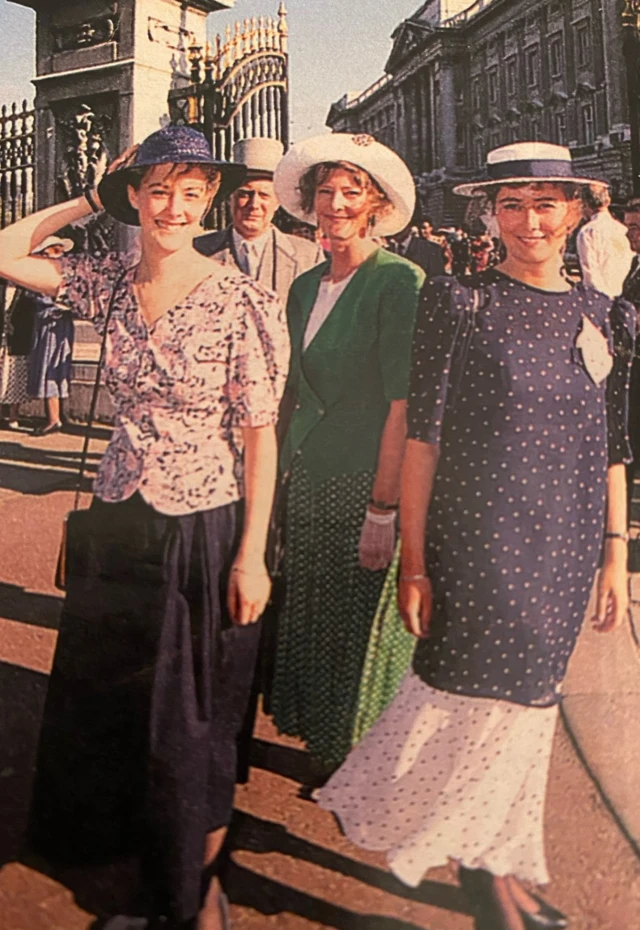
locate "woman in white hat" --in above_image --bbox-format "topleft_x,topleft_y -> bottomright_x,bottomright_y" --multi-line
269,133 -> 424,779
0,125 -> 289,930
318,143 -> 634,929
27,235 -> 76,435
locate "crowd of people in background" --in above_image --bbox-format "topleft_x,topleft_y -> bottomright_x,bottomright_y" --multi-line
0,128 -> 637,930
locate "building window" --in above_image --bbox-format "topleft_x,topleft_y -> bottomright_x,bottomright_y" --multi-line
582,102 -> 595,144
506,57 -> 518,97
549,33 -> 564,78
526,45 -> 540,88
575,19 -> 591,68
472,77 -> 482,111
554,111 -> 566,145
490,128 -> 501,149
530,116 -> 541,141
508,123 -> 520,142
488,68 -> 499,104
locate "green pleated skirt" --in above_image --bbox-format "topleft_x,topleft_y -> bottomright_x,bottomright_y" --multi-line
271,462 -> 415,767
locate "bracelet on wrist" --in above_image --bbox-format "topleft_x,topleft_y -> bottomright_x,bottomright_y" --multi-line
366,507 -> 396,526
84,187 -> 103,215
400,573 -> 427,582
605,532 -> 629,542
369,498 -> 398,512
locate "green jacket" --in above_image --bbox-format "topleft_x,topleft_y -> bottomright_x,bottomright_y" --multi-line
280,248 -> 425,483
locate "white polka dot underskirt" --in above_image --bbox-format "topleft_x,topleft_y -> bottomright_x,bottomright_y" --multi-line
317,671 -> 558,888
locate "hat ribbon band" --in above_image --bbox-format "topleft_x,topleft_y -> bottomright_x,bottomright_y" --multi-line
487,159 -> 574,180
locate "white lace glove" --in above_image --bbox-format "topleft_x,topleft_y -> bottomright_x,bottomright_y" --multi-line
358,506 -> 397,571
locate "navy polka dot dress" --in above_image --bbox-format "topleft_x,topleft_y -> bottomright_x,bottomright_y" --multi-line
408,270 -> 635,706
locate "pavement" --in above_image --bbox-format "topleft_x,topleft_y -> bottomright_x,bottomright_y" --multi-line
0,424 -> 639,929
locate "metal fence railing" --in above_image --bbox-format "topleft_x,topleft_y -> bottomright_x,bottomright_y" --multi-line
0,100 -> 35,229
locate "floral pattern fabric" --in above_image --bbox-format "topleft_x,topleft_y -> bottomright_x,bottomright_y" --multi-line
56,252 -> 289,516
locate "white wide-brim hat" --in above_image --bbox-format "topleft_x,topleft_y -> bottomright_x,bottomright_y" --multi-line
453,141 -> 607,197
273,133 -> 416,237
32,235 -> 74,254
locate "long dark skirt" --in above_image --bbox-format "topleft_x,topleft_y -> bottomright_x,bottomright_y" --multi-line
29,493 -> 261,924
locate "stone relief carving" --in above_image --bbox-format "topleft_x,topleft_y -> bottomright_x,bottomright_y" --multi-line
57,104 -> 112,255
53,9 -> 120,53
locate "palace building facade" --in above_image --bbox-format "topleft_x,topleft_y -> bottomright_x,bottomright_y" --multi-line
326,0 -> 631,225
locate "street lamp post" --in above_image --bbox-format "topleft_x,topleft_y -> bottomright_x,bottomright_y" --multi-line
622,0 -> 640,195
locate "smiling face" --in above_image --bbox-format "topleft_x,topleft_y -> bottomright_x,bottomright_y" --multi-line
314,166 -> 374,243
230,178 -> 279,240
493,182 -> 580,271
127,164 -> 218,252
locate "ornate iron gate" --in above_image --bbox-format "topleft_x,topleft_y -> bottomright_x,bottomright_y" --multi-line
168,4 -> 289,162
0,100 -> 35,230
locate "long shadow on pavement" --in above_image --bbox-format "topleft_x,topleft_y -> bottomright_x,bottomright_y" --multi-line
0,581 -> 62,629
226,858 -> 438,928
0,661 -> 49,866
227,809 -> 470,917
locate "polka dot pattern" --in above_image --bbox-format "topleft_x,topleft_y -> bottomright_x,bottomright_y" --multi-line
407,271 -> 635,706
318,672 -> 558,887
271,462 -> 406,767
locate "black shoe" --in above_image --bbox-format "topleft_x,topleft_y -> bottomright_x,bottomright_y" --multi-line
518,894 -> 568,930
34,421 -> 63,436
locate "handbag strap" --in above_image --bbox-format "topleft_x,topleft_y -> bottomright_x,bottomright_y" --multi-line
72,268 -> 129,510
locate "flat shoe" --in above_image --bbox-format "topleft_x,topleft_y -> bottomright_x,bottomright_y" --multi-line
34,421 -> 63,436
518,894 -> 568,930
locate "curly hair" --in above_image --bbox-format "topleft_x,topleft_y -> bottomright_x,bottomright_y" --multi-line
581,183 -> 611,212
298,160 -> 392,225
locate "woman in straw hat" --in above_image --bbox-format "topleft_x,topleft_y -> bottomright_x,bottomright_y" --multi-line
0,124 -> 289,930
27,235 -> 76,435
318,142 -> 634,929
269,133 -> 424,779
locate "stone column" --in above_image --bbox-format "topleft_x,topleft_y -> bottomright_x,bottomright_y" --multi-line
394,84 -> 407,161
437,56 -> 457,170
10,0 -> 236,212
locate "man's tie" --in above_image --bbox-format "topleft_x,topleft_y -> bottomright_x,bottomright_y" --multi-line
239,241 -> 256,277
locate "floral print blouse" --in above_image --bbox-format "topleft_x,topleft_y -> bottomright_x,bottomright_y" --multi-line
56,252 -> 289,516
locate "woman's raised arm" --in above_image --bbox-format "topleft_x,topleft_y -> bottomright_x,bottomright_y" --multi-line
0,195 -> 97,297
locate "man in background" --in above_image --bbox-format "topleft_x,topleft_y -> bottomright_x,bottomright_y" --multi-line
577,184 -> 633,298
195,137 -> 324,304
390,222 -> 446,278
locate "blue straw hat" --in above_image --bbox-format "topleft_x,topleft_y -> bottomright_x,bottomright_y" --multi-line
98,125 -> 247,226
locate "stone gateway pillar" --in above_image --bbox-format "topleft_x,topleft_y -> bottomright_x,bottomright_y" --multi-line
10,0 -> 236,212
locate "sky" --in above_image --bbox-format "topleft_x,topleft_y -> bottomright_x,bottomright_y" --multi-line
0,0 -> 423,138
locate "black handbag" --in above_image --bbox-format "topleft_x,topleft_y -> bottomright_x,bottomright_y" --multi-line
55,271 -> 126,591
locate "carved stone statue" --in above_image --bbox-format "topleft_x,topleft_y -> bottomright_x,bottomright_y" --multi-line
57,103 -> 112,255
58,103 -> 109,199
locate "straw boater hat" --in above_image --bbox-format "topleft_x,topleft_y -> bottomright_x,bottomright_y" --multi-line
453,141 -> 607,198
32,236 -> 74,255
233,137 -> 284,180
273,132 -> 416,237
97,125 -> 246,226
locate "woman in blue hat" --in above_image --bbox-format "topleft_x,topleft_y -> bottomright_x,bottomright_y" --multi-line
0,125 -> 289,929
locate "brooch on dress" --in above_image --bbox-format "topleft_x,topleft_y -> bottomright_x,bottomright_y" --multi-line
575,315 -> 613,386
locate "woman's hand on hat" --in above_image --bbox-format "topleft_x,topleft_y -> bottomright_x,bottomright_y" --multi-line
398,572 -> 432,639
107,143 -> 140,176
227,558 -> 271,625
